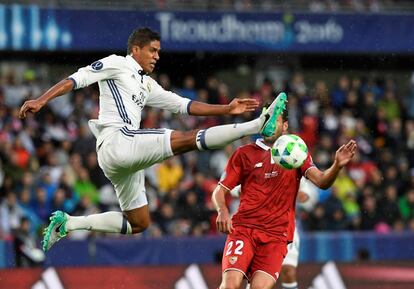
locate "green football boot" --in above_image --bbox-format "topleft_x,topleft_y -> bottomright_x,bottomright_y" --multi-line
260,92 -> 288,137
42,210 -> 68,252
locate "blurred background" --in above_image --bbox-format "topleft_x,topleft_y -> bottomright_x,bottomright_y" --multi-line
1,1 -> 414,288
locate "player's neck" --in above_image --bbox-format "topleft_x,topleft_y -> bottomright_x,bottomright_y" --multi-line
263,140 -> 274,147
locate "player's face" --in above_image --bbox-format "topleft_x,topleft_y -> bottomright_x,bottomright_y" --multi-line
264,116 -> 288,143
274,115 -> 288,137
132,40 -> 161,73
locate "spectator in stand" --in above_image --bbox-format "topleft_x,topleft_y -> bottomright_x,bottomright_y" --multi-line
331,75 -> 350,108
378,184 -> 401,227
13,217 -> 45,267
73,168 -> 99,205
0,191 -> 25,239
175,75 -> 197,101
399,189 -> 414,222
157,157 -> 184,194
360,195 -> 380,230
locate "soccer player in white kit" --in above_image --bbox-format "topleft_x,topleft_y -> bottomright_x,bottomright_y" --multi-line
18,27 -> 288,251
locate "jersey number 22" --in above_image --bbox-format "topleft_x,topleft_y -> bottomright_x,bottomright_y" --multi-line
225,240 -> 244,256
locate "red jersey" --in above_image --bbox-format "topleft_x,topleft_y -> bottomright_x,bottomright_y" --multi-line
220,139 -> 315,242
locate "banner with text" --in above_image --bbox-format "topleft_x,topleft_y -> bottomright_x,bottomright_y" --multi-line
0,5 -> 413,53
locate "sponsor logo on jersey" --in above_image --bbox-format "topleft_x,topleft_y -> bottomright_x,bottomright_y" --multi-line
264,171 -> 278,178
229,256 -> 238,265
91,61 -> 103,70
132,93 -> 145,109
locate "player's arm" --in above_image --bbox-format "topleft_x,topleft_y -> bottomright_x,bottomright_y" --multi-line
212,149 -> 243,234
19,55 -> 119,119
188,99 -> 259,116
147,80 -> 258,116
306,140 -> 357,189
19,79 -> 74,118
212,184 -> 234,234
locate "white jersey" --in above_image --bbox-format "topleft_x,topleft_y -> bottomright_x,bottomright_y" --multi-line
297,176 -> 319,212
283,177 -> 318,268
69,54 -> 191,146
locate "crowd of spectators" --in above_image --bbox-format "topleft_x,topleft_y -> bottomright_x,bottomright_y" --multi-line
1,62 -> 414,252
152,0 -> 394,13
11,0 -> 411,13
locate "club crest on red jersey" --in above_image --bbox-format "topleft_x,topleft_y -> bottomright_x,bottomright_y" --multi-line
228,256 -> 238,264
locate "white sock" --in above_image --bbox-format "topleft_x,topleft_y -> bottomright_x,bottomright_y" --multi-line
282,282 -> 298,289
196,118 -> 262,150
66,212 -> 132,234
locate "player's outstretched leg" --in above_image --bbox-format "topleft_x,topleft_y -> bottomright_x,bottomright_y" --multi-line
194,92 -> 287,150
42,210 -> 133,252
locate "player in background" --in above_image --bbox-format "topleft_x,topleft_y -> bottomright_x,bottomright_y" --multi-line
212,109 -> 357,289
19,27 -> 288,251
279,177 -> 318,289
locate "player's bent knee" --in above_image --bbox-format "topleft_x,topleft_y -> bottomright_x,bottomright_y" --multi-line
127,215 -> 150,234
170,130 -> 199,154
124,205 -> 151,234
130,219 -> 150,234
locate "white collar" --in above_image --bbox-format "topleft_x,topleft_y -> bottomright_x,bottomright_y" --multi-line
255,138 -> 271,151
126,55 -> 144,74
256,138 -> 275,164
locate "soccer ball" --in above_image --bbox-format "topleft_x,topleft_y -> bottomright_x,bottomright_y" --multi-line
271,134 -> 308,169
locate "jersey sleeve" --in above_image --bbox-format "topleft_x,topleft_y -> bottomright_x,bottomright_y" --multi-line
146,78 -> 191,115
219,149 -> 243,191
301,153 -> 316,178
68,54 -> 121,89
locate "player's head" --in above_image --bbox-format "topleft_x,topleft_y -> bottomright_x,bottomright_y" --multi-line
264,108 -> 288,143
128,27 -> 161,73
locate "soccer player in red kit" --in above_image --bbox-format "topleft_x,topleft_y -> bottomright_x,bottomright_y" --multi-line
212,108 -> 357,289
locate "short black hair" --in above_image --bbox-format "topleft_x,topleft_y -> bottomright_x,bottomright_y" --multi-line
127,27 -> 161,54
282,106 -> 288,122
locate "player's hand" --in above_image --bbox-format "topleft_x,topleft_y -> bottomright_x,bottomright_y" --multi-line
216,209 -> 234,234
228,98 -> 259,115
335,140 -> 357,168
19,99 -> 45,119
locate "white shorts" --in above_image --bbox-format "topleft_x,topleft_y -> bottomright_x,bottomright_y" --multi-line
282,227 -> 300,267
96,127 -> 173,211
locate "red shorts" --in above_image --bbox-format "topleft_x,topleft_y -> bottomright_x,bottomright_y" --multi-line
221,226 -> 287,282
